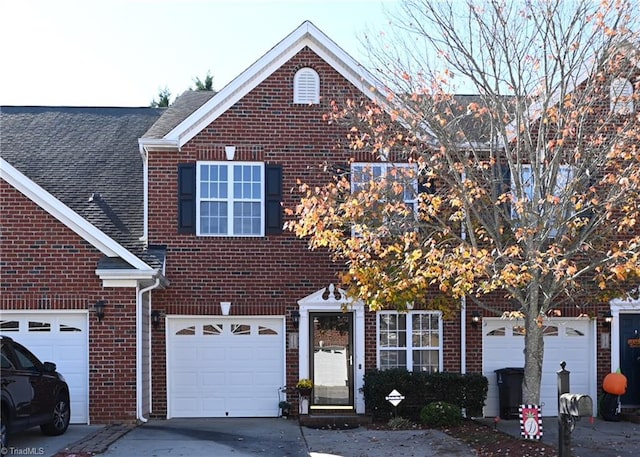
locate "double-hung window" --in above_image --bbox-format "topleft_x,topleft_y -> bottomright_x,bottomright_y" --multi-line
351,163 -> 418,233
512,164 -> 574,215
197,162 -> 264,236
377,311 -> 442,373
351,163 -> 417,207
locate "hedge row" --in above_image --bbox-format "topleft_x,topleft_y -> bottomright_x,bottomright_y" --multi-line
362,369 -> 488,421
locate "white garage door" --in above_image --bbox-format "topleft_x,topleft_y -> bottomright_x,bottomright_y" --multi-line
0,312 -> 88,423
483,317 -> 596,417
167,316 -> 285,418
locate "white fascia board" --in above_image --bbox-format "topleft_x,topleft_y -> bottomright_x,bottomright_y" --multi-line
138,137 -> 179,152
164,21 -> 398,148
95,269 -> 158,288
94,269 -> 158,281
1,157 -> 153,271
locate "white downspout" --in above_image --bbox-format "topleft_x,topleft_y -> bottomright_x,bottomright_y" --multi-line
461,296 -> 467,374
461,171 -> 467,374
137,278 -> 161,423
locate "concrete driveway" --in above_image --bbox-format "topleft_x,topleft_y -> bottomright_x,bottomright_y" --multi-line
98,418 -> 475,457
9,416 -> 638,457
3,423 -> 101,457
101,418 -> 309,457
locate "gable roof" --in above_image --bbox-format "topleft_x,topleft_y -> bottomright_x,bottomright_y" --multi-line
506,41 -> 640,142
140,20 -> 390,151
142,90 -> 216,140
0,105 -> 165,271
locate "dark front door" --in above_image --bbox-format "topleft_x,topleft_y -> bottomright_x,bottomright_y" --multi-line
620,313 -> 640,405
309,312 -> 353,409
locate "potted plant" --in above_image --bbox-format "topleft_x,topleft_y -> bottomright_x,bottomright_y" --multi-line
279,400 -> 291,417
296,378 -> 313,396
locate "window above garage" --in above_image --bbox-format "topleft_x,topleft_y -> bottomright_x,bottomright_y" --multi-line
197,162 -> 264,236
178,162 -> 283,236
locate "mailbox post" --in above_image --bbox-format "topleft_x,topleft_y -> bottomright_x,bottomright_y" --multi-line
557,362 -> 593,457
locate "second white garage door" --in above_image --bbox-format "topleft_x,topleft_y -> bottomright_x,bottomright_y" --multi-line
482,317 -> 596,417
166,316 -> 285,418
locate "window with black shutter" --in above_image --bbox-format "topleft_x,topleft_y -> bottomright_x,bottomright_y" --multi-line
265,164 -> 283,235
178,163 -> 196,234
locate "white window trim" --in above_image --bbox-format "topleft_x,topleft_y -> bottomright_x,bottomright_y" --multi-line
511,164 -> 574,214
376,310 -> 443,372
196,161 -> 265,237
610,77 -> 634,114
293,67 -> 320,104
350,163 -> 419,237
351,162 -> 418,205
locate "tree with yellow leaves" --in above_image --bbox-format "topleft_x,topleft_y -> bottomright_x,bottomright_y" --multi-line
287,0 -> 640,407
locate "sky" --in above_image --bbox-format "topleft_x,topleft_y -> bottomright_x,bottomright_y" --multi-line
0,0 -> 399,107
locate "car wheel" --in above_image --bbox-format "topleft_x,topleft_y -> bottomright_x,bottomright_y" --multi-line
1,410 -> 8,452
40,394 -> 70,436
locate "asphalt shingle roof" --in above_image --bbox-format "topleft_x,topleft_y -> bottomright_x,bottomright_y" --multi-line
143,90 -> 216,139
1,105 -> 165,267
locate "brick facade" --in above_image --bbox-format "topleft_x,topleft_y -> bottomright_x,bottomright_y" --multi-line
3,25 -> 637,423
0,181 -> 139,424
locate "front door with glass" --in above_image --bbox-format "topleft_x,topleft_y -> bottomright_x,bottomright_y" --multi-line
309,313 -> 353,409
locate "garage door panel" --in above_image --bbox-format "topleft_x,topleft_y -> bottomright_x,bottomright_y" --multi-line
198,347 -> 224,362
482,318 -> 595,417
201,398 -> 225,411
174,372 -> 198,388
228,347 -> 254,361
228,372 -> 255,387
201,373 -> 225,387
0,313 -> 88,423
167,316 -> 285,418
253,371 -> 282,385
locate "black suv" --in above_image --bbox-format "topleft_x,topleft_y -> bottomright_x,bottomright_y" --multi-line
1,335 -> 71,449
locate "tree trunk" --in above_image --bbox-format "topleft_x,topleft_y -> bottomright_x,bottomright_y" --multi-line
522,309 -> 544,405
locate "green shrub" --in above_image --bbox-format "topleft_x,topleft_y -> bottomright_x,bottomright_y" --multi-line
420,401 -> 462,427
362,369 -> 488,421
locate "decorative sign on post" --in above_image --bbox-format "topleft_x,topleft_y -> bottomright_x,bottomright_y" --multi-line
519,404 -> 543,440
385,389 -> 405,407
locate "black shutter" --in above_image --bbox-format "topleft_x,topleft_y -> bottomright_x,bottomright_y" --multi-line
494,163 -> 511,216
330,163 -> 350,182
178,163 -> 196,234
418,174 -> 436,195
265,164 -> 283,235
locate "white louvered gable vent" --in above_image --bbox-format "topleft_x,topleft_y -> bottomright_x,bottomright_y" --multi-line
294,68 -> 320,104
610,77 -> 634,114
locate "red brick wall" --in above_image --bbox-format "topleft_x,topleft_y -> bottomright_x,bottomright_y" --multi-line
147,47 -> 362,416
0,181 -> 138,424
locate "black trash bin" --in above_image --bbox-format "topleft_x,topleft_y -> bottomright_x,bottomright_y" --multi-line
495,367 -> 524,420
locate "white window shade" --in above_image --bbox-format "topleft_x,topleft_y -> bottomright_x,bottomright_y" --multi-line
294,68 -> 320,104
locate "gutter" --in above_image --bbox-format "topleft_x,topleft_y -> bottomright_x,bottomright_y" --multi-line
137,277 -> 161,423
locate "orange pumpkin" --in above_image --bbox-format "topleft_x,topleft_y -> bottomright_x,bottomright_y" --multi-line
603,372 -> 627,395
